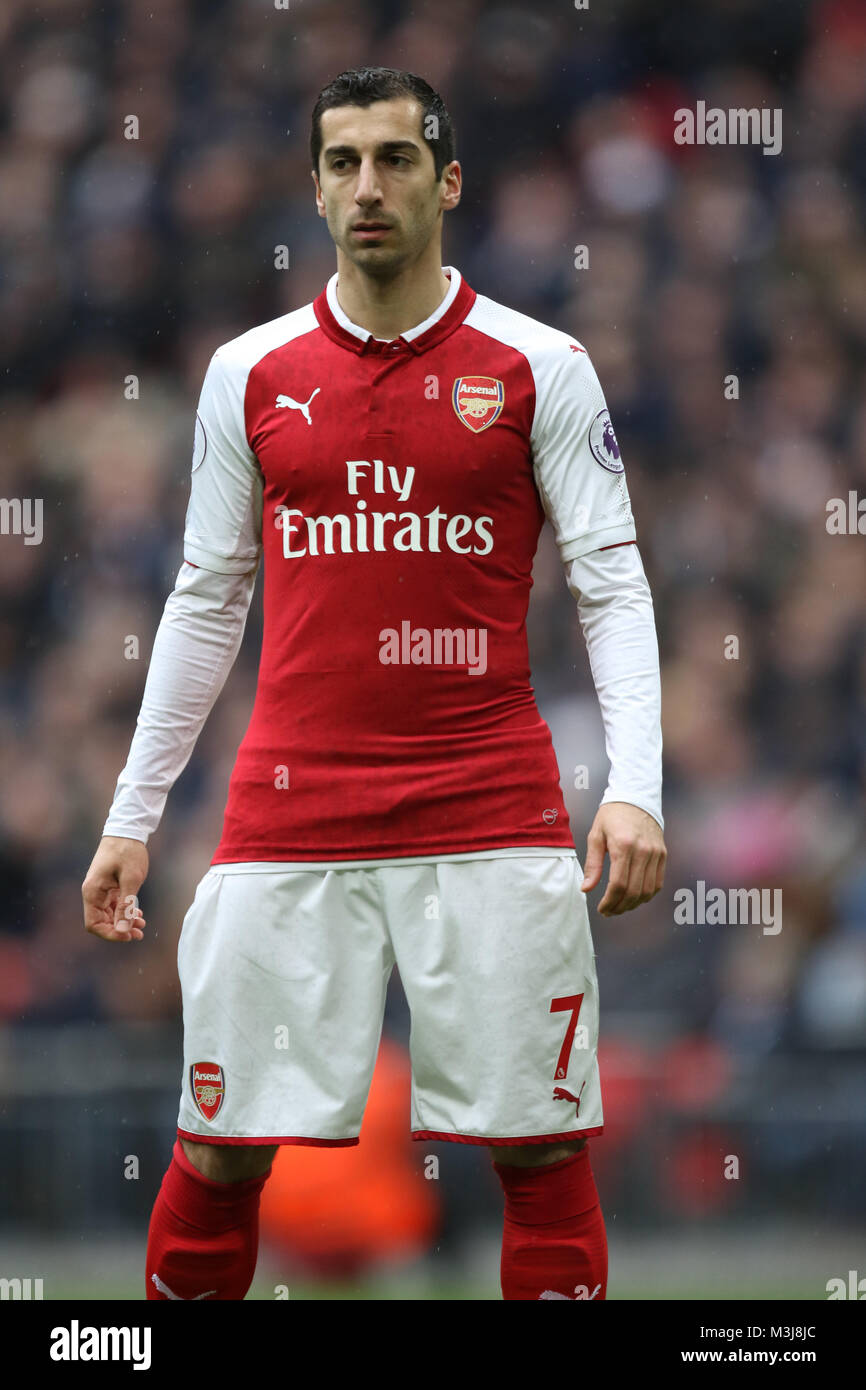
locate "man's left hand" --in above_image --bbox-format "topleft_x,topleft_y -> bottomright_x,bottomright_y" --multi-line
581,802 -> 666,916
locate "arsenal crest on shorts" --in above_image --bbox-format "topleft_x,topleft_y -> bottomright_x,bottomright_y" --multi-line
190,1062 -> 225,1122
452,376 -> 505,433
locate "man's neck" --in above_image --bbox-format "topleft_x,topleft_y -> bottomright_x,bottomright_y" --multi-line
334,252 -> 451,340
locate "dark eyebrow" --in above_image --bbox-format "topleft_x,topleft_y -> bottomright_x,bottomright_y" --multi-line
323,140 -> 423,160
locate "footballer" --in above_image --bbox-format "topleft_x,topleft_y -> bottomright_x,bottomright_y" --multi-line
82,66 -> 666,1301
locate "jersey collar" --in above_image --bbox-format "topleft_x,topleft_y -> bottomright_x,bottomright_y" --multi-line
314,265 -> 476,355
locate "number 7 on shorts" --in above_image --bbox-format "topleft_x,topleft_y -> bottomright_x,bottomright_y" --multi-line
550,993 -> 585,1081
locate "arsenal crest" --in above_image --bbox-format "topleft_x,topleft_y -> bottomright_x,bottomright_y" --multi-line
452,376 -> 504,433
190,1062 -> 225,1122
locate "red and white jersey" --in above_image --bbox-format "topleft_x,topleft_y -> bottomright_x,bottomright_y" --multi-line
184,267 -> 637,863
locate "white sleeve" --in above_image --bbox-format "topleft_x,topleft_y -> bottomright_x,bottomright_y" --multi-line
102,343 -> 264,843
102,560 -> 257,843
183,346 -> 264,574
531,340 -> 636,562
565,542 -> 664,832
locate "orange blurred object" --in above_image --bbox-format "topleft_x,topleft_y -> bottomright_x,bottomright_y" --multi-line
258,1035 -> 441,1279
661,1125 -> 742,1217
662,1034 -> 733,1111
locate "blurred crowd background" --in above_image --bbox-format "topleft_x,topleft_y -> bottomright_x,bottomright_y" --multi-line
1,0 -> 865,1294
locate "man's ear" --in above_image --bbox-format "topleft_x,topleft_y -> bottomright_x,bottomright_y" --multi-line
312,169 -> 325,217
440,159 -> 461,214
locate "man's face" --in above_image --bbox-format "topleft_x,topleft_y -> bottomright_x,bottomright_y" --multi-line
312,97 -> 460,276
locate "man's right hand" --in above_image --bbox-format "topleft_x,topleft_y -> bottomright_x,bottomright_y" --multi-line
82,836 -> 149,942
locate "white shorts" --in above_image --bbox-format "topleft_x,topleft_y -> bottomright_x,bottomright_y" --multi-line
176,851 -> 603,1149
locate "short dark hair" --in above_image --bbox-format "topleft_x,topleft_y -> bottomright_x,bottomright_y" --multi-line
310,66 -> 456,181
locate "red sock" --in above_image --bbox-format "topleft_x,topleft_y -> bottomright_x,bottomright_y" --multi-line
146,1138 -> 272,1300
493,1147 -> 608,1300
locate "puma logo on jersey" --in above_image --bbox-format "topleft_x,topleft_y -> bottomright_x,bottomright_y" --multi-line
151,1272 -> 216,1301
275,388 -> 320,424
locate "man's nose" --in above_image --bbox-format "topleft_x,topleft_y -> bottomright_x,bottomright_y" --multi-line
354,157 -> 383,205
